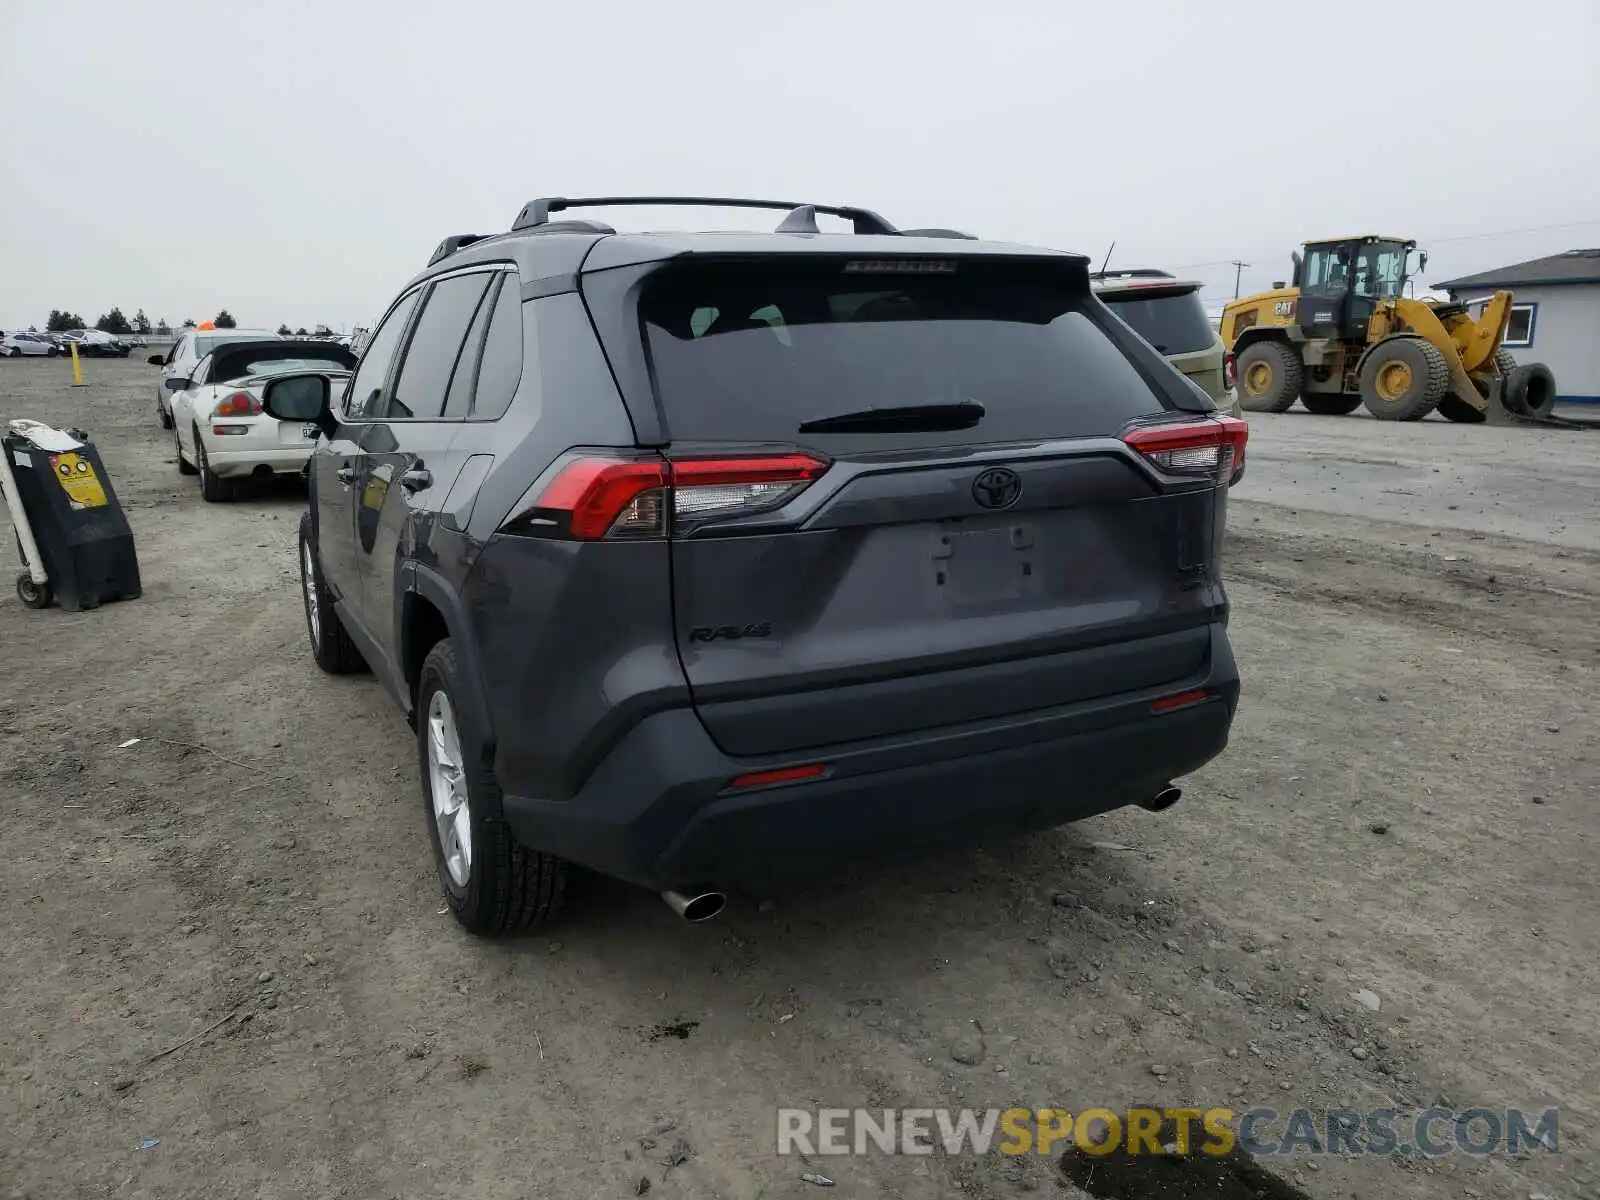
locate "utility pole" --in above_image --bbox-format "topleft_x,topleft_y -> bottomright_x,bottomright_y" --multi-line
1230,260 -> 1250,299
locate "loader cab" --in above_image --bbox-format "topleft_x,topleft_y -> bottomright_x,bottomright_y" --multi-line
1294,236 -> 1415,342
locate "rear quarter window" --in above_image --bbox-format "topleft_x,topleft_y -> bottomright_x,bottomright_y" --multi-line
1098,287 -> 1217,356
639,261 -> 1166,449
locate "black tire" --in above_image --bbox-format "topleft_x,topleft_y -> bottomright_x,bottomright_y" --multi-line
298,514 -> 366,674
1298,393 -> 1363,416
46,347 -> 59,357
16,573 -> 52,609
157,395 -> 173,430
1437,394 -> 1488,424
416,638 -> 567,935
1359,338 -> 1448,421
175,427 -> 198,475
195,430 -> 234,501
1504,362 -> 1557,419
6,347 -> 18,358
1236,341 -> 1304,413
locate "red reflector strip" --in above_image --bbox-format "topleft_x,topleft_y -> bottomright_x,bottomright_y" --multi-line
725,763 -> 829,791
1150,688 -> 1212,714
671,454 -> 827,486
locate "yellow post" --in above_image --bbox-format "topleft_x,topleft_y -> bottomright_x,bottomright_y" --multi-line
69,342 -> 86,387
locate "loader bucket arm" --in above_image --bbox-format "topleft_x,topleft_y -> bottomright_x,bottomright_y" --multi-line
1388,298 -> 1485,413
1454,291 -> 1511,373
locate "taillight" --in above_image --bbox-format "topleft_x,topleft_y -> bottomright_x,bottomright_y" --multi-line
1223,352 -> 1237,390
507,452 -> 829,540
213,391 -> 261,417
1123,416 -> 1248,486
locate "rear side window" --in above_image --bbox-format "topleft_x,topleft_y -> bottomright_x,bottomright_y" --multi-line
1099,288 -> 1217,356
639,262 -> 1162,447
389,272 -> 495,420
469,278 -> 523,420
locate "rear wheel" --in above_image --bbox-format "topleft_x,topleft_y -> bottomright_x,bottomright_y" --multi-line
417,639 -> 567,935
299,514 -> 366,674
1236,341 -> 1304,413
157,394 -> 173,430
1298,393 -> 1363,416
6,347 -> 18,359
195,430 -> 235,501
1359,338 -> 1448,421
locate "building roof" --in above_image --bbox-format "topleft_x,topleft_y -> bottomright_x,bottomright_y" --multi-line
1433,248 -> 1600,291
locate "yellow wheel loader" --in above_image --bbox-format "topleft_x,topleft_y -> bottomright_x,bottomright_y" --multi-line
1220,236 -> 1560,424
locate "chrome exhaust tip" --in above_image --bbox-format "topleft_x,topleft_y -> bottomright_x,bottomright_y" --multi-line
661,889 -> 727,922
1141,785 -> 1182,813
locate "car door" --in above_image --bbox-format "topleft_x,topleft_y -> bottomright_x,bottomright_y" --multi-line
161,335 -> 192,412
173,353 -> 214,457
349,268 -> 497,662
314,288 -> 423,643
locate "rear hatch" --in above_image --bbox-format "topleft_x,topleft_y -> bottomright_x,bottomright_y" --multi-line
606,254 -> 1234,757
1097,280 -> 1225,403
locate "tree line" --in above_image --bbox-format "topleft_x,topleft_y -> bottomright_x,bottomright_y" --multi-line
31,310 -> 335,338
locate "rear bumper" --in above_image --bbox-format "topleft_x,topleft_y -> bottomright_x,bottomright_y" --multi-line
500,624 -> 1239,890
203,439 -> 312,476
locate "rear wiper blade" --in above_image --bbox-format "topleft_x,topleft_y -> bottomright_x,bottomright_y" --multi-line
798,401 -> 985,434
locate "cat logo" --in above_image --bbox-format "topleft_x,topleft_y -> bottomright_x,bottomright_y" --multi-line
1273,300 -> 1295,318
49,452 -> 108,508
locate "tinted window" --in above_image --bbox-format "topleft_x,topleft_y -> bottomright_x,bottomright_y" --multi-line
640,262 -> 1162,447
1099,287 -> 1217,356
444,275 -> 499,418
389,273 -> 494,420
470,277 -> 523,420
346,291 -> 420,419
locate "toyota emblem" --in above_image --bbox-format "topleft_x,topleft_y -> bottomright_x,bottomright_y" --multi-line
972,467 -> 1022,510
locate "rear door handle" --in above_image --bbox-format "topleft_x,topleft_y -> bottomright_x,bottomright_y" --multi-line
336,466 -> 356,484
400,467 -> 433,493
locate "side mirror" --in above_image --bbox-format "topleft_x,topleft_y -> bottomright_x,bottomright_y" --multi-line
147,354 -> 166,366
261,373 -> 336,439
1418,251 -> 1429,273
164,377 -> 190,391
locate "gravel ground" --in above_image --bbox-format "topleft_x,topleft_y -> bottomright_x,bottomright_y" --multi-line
2,358 -> 1596,1200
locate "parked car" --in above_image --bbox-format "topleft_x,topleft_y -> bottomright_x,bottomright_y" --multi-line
55,329 -> 131,358
149,328 -> 282,429
1092,270 -> 1244,419
3,332 -> 60,357
261,195 -> 1246,936
168,339 -> 358,500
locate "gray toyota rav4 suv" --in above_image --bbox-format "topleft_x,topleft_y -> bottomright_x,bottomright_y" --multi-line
264,196 -> 1247,935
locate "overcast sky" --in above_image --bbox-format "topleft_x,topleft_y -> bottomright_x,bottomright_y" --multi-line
3,0 -> 1597,331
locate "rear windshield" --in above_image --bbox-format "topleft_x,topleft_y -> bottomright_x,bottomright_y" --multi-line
639,262 -> 1165,447
1097,287 -> 1216,356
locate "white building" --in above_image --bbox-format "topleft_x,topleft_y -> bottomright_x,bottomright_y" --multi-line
1435,249 -> 1600,407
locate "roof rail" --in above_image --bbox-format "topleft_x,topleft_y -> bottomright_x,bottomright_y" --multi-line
897,227 -> 977,240
511,195 -> 899,235
428,233 -> 491,267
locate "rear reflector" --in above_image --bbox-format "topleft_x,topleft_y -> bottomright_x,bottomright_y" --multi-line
510,453 -> 829,540
1150,688 -> 1212,714
1123,416 -> 1248,486
1223,352 -> 1237,390
725,763 -> 829,791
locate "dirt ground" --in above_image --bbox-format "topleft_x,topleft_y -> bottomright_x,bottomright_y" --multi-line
2,357 -> 1596,1200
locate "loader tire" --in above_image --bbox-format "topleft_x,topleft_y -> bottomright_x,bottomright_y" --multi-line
1236,341 -> 1303,413
1299,393 -> 1363,416
1360,338 -> 1448,421
1504,362 -> 1557,419
1494,349 -> 1518,378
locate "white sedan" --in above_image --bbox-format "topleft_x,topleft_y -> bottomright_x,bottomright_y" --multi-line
3,332 -> 60,357
169,340 -> 356,501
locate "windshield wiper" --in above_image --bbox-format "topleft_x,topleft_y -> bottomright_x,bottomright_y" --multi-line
798,401 -> 986,434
